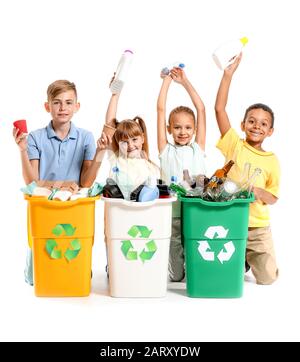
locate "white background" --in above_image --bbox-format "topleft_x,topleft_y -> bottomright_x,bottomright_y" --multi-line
0,0 -> 299,341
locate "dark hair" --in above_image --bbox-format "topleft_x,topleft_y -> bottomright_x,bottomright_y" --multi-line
168,106 -> 196,126
243,103 -> 274,128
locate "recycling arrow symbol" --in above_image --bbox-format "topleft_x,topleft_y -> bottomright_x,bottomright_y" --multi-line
45,223 -> 81,262
197,226 -> 235,264
121,240 -> 138,260
121,225 -> 157,263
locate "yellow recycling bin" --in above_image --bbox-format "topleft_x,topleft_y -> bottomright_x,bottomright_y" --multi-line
25,195 -> 99,297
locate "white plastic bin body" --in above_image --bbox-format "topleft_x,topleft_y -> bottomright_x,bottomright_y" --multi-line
103,197 -> 176,297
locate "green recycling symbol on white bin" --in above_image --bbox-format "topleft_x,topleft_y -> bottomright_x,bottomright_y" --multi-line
197,226 -> 235,264
121,225 -> 157,263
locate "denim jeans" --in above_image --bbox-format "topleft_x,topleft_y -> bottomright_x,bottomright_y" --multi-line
24,247 -> 33,286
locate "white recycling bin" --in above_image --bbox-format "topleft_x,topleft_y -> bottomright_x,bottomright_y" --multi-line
102,197 -> 176,297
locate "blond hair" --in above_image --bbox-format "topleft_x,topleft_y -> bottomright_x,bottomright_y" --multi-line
168,106 -> 196,126
47,80 -> 77,101
111,116 -> 150,159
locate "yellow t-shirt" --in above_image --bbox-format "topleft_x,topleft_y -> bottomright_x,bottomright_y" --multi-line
216,128 -> 280,227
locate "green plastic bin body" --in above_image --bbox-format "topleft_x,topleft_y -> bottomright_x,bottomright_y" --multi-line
181,195 -> 254,298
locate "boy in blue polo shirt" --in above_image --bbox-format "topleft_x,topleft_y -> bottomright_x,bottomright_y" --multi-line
13,80 -> 108,285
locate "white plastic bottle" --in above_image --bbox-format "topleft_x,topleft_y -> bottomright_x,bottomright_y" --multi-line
212,37 -> 248,70
110,49 -> 134,94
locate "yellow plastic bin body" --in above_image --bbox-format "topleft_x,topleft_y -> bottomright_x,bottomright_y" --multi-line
25,195 -> 99,297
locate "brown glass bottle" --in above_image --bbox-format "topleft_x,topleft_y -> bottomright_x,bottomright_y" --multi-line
206,160 -> 234,189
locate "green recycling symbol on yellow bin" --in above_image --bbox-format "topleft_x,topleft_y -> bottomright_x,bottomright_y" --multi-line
45,224 -> 81,262
121,225 -> 157,263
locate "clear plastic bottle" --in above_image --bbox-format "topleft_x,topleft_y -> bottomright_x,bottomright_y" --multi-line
110,49 -> 134,94
212,37 -> 248,70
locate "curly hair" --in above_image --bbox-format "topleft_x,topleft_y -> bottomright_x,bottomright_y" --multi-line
243,103 -> 274,128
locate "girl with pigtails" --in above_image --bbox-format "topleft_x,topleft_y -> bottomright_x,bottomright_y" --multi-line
101,86 -> 160,198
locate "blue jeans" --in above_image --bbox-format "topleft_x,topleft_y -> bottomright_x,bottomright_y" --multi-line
24,247 -> 33,286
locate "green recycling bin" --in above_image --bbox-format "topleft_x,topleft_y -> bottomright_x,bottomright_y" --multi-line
180,194 -> 254,298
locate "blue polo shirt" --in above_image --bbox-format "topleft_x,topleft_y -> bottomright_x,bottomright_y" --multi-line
27,121 -> 96,183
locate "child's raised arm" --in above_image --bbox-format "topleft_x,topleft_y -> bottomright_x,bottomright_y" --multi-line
157,72 -> 172,154
80,132 -> 111,188
171,67 -> 206,151
105,93 -> 119,127
102,74 -> 121,154
215,53 -> 242,137
80,75 -> 119,187
105,73 -> 120,127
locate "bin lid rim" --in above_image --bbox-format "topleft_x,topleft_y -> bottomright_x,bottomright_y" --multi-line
24,195 -> 100,205
101,196 -> 177,207
179,193 -> 255,206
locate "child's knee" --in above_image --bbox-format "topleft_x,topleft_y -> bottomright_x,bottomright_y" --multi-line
256,272 -> 278,285
255,265 -> 279,285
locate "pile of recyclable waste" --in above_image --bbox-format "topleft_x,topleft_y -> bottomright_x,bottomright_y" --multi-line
170,161 -> 260,202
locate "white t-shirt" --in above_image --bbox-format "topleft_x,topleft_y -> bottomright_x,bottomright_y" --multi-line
159,142 -> 206,217
159,142 -> 206,184
108,154 -> 160,199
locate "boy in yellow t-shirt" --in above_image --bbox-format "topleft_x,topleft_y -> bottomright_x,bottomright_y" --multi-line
214,54 -> 280,285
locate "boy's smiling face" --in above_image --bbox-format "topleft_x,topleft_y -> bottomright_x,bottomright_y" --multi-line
241,108 -> 274,150
45,90 -> 80,125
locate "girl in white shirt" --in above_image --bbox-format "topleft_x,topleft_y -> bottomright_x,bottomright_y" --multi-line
157,67 -> 206,282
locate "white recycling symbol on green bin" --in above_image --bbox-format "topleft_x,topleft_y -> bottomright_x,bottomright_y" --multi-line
121,225 -> 157,263
45,224 -> 81,262
197,226 -> 235,264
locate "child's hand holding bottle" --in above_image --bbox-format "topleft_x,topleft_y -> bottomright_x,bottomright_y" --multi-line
224,52 -> 242,77
170,66 -> 187,84
97,131 -> 112,151
160,68 -> 172,80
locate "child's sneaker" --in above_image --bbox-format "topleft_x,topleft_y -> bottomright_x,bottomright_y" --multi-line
245,260 -> 250,273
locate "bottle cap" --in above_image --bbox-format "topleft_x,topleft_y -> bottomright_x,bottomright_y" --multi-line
240,37 -> 248,46
171,175 -> 178,183
178,63 -> 185,68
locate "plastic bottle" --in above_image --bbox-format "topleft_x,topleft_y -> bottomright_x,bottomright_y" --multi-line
183,169 -> 196,188
137,177 -> 159,202
212,37 -> 248,70
217,179 -> 240,201
161,62 -> 185,76
110,50 -> 134,94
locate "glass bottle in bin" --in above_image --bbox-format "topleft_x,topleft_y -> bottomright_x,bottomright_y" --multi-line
239,167 -> 262,198
206,160 -> 234,191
